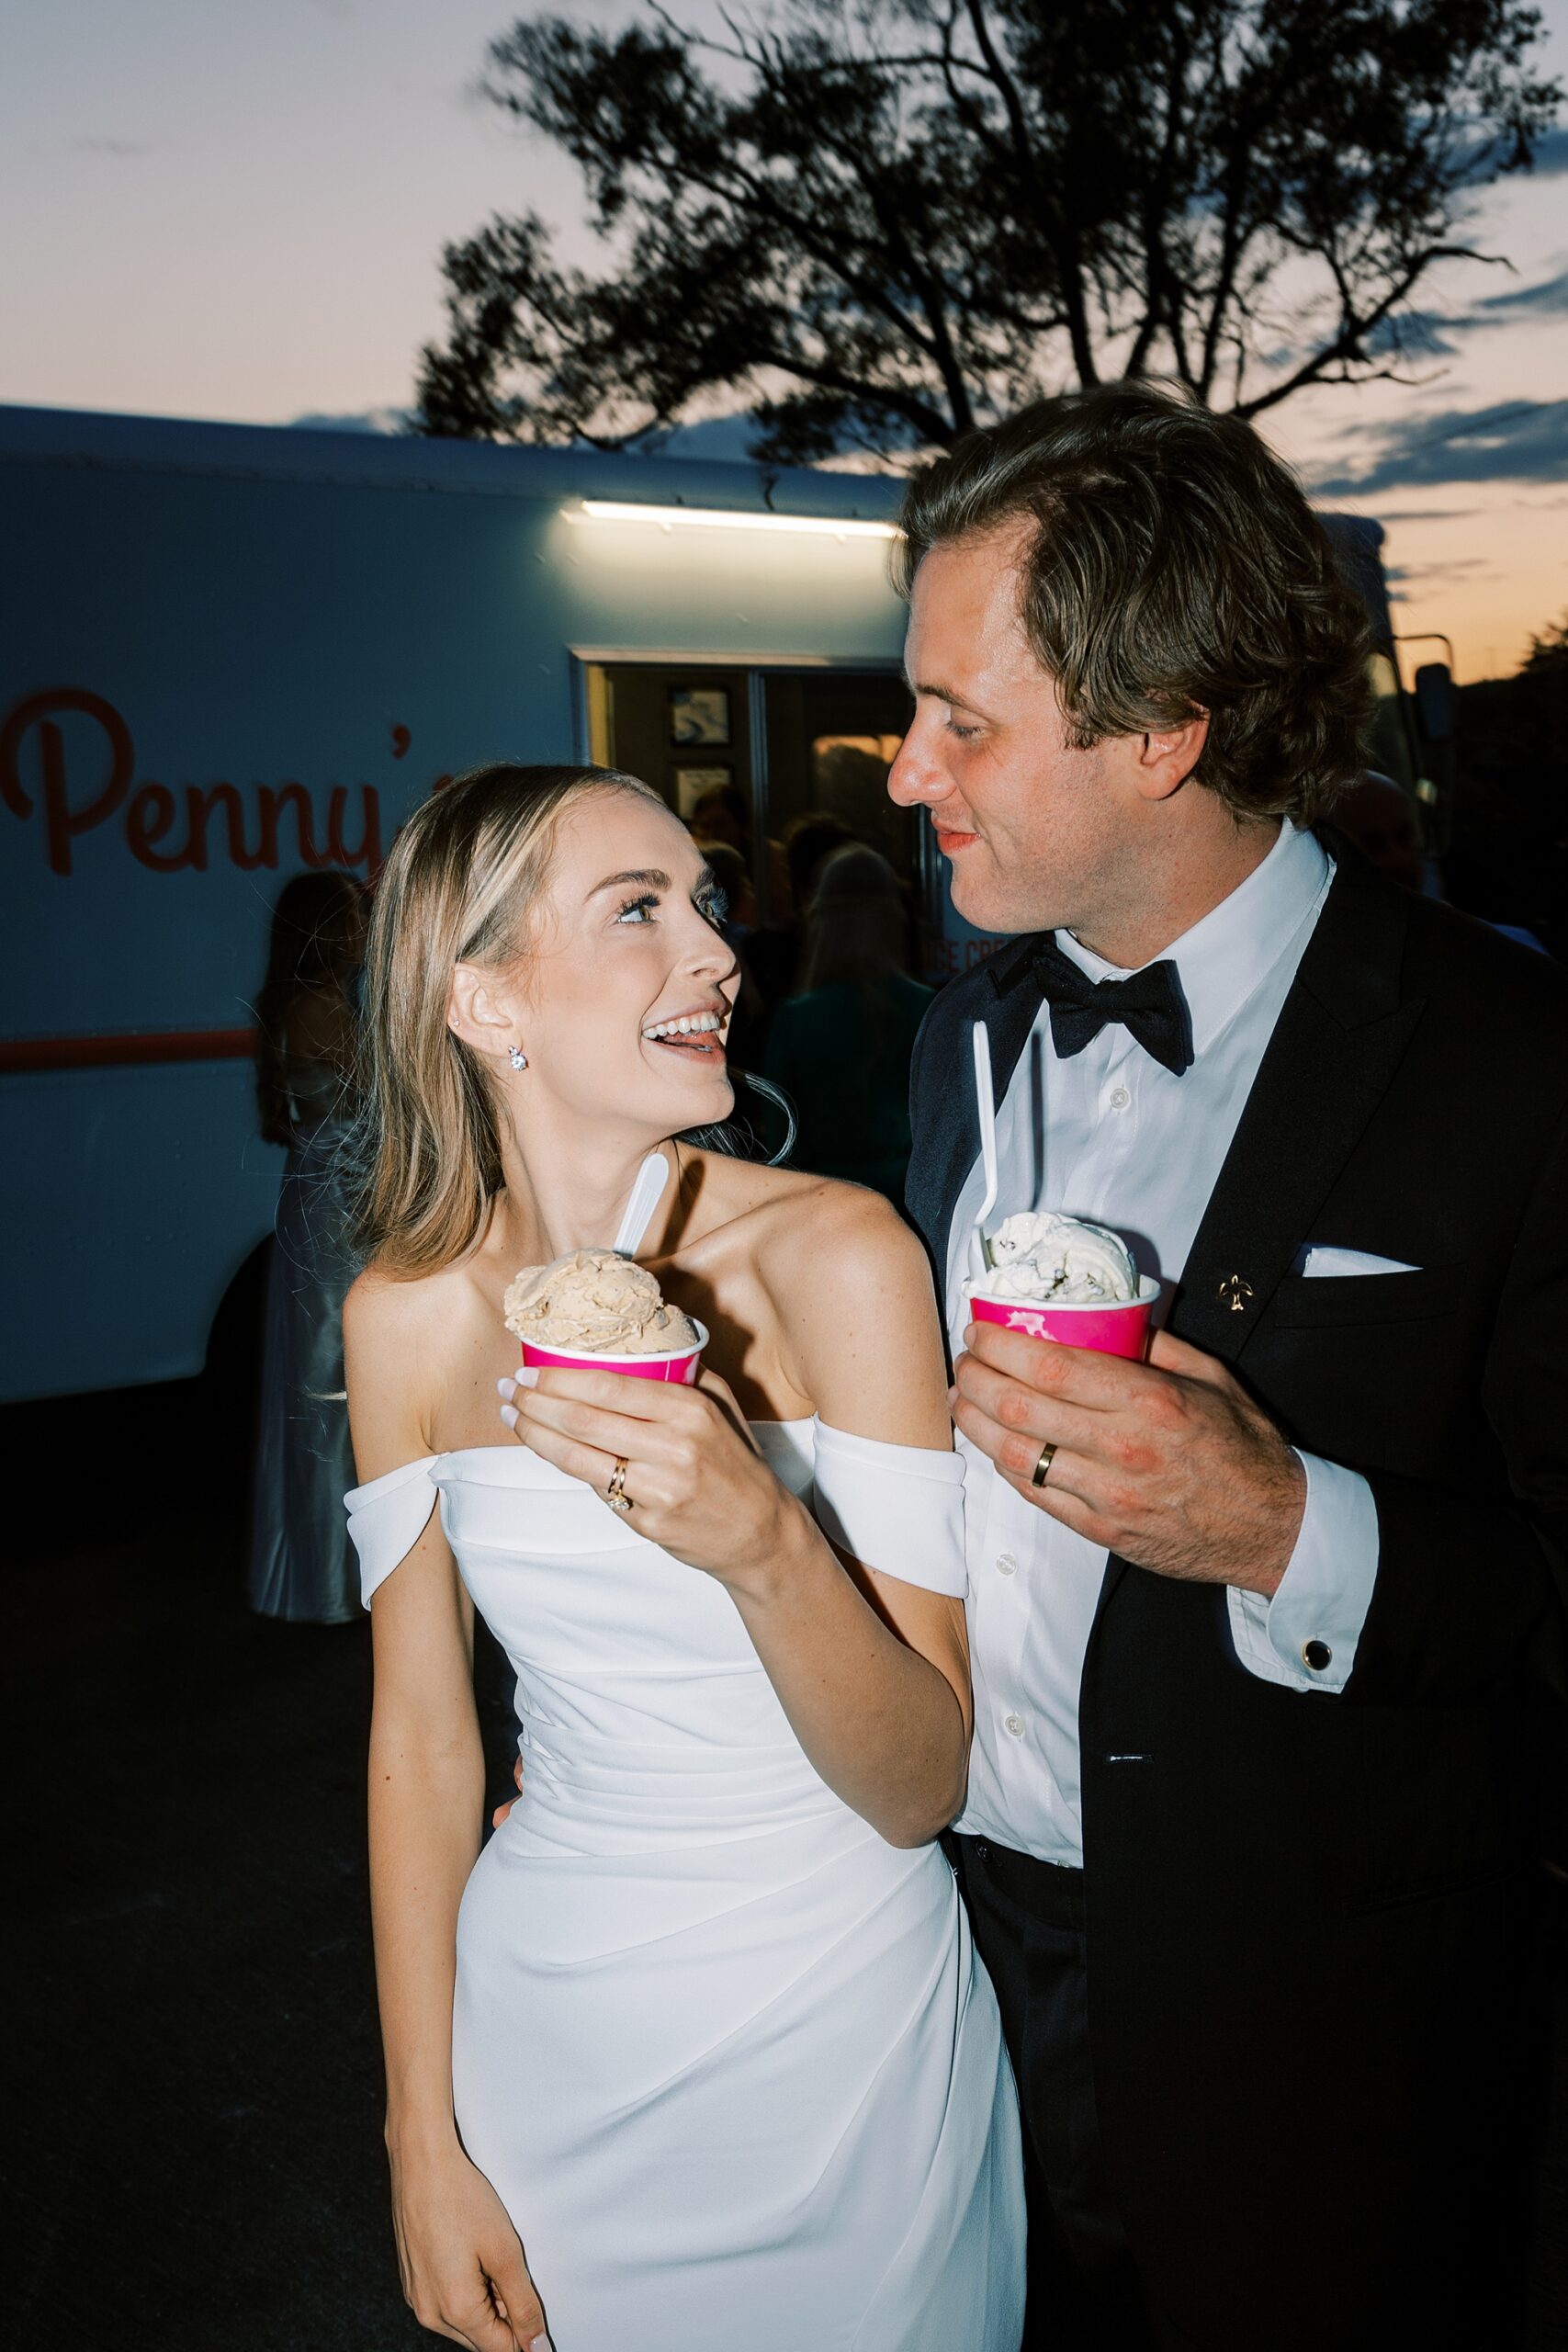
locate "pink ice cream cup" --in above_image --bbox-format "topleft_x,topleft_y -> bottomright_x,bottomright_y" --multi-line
520,1317 -> 708,1385
968,1277 -> 1159,1362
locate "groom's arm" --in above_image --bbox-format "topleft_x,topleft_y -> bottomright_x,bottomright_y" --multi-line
952,1102 -> 1568,1708
1223,1457 -> 1379,1695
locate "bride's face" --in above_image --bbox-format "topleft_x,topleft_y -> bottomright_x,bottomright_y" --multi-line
510,790 -> 739,1135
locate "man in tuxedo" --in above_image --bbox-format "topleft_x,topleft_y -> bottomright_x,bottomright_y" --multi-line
890,384 -> 1567,2349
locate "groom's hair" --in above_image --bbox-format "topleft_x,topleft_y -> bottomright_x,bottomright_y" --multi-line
895,382 -> 1375,827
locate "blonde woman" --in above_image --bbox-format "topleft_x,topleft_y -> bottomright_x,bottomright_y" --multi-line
343,764 -> 1023,2352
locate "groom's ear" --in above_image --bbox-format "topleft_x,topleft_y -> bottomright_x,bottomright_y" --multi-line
1131,712 -> 1210,803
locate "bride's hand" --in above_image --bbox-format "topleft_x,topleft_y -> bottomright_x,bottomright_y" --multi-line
388,2135 -> 551,2351
499,1364 -> 798,1584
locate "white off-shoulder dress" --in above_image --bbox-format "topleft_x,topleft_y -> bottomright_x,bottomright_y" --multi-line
346,1419 -> 1024,2351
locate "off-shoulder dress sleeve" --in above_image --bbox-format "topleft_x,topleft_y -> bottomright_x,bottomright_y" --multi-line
810,1420 -> 968,1597
344,1456 -> 441,1609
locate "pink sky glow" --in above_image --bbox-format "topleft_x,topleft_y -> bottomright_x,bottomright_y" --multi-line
3,0 -> 1564,682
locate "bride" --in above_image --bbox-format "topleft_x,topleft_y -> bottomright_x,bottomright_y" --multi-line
343,762 -> 1023,2352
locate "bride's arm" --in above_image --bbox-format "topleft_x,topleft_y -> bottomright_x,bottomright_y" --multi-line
734,1190 -> 974,1845
510,1192 -> 972,1849
344,1277 -> 547,2352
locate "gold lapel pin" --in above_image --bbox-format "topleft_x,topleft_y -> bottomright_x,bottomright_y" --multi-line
1218,1273 -> 1255,1314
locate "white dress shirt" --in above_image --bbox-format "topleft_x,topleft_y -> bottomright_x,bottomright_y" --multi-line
948,821 -> 1380,1866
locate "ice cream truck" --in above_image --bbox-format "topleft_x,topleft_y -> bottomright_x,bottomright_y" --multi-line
0,403 -> 1427,1404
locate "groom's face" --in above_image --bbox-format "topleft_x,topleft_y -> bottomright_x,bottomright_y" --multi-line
889,519 -> 1127,937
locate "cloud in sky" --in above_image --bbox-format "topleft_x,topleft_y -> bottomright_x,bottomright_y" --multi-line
1520,124 -> 1568,175
1359,259 -> 1568,359
1471,264 -> 1568,318
1311,398 -> 1568,496
1362,310 -> 1461,358
1386,554 -> 1499,587
277,404 -> 761,457
285,406 -> 410,434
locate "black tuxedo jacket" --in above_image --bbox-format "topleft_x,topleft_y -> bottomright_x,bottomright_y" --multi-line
908,844 -> 1568,2346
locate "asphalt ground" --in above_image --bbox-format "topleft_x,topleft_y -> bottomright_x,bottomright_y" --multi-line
3,1339 -> 520,2352
6,1328 -> 1566,2351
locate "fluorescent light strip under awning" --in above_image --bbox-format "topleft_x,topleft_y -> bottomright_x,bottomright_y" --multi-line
568,499 -> 900,539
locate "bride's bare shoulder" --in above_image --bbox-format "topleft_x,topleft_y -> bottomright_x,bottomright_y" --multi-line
712,1160 -> 933,1305
344,1252 -> 489,1367
736,1170 -> 948,1438
344,1255 -> 493,1473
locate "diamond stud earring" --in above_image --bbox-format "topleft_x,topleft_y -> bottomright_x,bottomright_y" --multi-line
509,1044 -> 527,1069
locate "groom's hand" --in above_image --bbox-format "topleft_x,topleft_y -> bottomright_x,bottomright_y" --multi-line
952,1322 -> 1306,1596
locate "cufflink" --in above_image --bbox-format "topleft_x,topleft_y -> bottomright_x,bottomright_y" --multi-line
1301,1638 -> 1333,1672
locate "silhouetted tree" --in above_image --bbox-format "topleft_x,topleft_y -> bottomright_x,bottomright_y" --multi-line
1521,614 -> 1568,674
417,0 -> 1560,462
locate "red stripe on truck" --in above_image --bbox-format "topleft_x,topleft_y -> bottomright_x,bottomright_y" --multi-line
0,1027 -> 258,1073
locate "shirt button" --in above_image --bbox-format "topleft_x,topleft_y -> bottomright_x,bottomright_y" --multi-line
1302,1638 -> 1333,1672
1108,1085 -> 1131,1111
1003,1713 -> 1025,1738
995,1551 -> 1018,1577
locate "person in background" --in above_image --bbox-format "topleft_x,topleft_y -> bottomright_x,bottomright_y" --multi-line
249,869 -> 367,1623
689,782 -> 751,858
689,781 -> 791,945
1332,769 -> 1426,892
1339,768 -> 1551,953
765,844 -> 932,1203
746,810 -> 857,1012
783,810 -> 857,915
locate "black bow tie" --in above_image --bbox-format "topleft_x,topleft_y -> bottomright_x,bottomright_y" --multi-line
1029,933 -> 1193,1076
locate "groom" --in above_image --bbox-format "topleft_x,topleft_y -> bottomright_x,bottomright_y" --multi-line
890,384 -> 1567,2350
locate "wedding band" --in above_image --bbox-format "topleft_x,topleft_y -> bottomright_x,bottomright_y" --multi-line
1031,1442 -> 1057,1489
605,1457 -> 633,1514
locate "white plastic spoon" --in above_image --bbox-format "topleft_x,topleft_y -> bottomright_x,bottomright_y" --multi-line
971,1021 -> 998,1276
613,1150 -> 671,1259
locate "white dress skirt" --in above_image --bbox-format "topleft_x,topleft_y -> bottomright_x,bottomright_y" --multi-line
346,1419 -> 1024,2351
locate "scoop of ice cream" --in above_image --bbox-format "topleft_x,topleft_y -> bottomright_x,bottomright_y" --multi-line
503,1250 -> 700,1357
983,1211 -> 1139,1306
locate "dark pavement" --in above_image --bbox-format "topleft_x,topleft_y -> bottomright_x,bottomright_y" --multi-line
6,1361 -> 1566,2351
3,1366 -> 513,2352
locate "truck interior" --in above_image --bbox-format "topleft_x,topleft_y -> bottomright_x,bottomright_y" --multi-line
582,658 -> 929,939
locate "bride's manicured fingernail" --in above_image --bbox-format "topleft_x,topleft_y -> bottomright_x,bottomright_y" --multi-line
499,1404 -> 519,1430
496,1375 -> 517,1401
515,1365 -> 539,1388
530,2335 -> 555,2352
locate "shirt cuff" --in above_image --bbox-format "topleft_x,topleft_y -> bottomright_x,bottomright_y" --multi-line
1225,1453 -> 1379,1694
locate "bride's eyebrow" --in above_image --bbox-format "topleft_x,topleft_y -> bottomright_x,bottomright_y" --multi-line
589,867 -> 671,898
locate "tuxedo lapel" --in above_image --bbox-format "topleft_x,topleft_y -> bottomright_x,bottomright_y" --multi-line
908,936 -> 1046,1261
1168,850 -> 1425,1362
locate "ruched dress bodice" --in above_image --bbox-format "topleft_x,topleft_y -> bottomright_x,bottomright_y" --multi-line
350,1419 -> 965,1854
346,1421 -> 1023,2351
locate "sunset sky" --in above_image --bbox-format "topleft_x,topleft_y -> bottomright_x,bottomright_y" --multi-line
4,0 -> 1564,681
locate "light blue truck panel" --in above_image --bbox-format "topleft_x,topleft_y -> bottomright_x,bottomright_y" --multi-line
0,408 -> 912,1402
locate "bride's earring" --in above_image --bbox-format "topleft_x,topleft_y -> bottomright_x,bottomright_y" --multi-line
509,1044 -> 528,1069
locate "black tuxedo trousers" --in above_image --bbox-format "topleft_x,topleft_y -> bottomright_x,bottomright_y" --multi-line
907,845 -> 1568,2349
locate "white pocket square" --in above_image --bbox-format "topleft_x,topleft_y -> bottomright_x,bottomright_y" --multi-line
1295,1245 -> 1421,1278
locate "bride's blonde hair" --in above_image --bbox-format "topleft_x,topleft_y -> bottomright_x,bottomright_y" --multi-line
353,761 -> 661,1275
